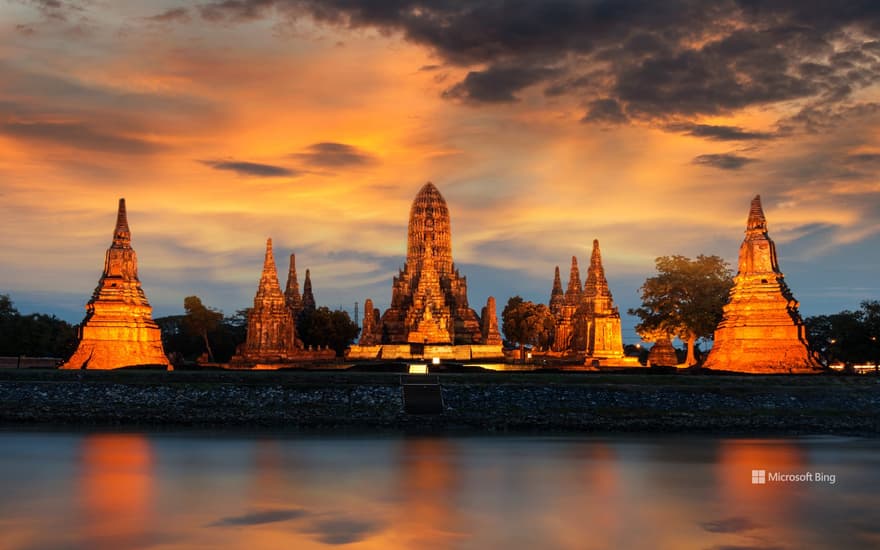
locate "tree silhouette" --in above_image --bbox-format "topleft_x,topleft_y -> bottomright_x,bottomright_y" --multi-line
297,306 -> 360,357
183,296 -> 223,362
629,255 -> 733,366
501,296 -> 554,362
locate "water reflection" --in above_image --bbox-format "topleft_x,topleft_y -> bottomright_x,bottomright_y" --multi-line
0,433 -> 877,550
392,438 -> 463,548
78,434 -> 154,550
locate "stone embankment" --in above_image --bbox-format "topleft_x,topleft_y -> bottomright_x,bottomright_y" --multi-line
0,370 -> 878,434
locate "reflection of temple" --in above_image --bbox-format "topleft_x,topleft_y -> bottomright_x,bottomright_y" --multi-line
547,240 -> 635,367
232,239 -> 334,364
348,182 -> 503,360
79,434 -> 154,550
62,199 -> 170,370
704,195 -> 821,373
394,438 -> 463,547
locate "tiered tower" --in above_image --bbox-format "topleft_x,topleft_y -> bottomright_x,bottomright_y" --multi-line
240,239 -> 298,361
301,269 -> 316,313
61,199 -> 170,370
549,266 -> 565,317
551,257 -> 583,352
703,196 -> 821,372
380,182 -> 482,345
481,296 -> 503,346
581,240 -> 625,361
358,298 -> 382,346
348,182 -> 502,360
284,253 -> 303,319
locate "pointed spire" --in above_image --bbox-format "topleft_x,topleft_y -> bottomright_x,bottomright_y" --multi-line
112,197 -> 131,247
549,265 -> 565,316
747,194 -> 767,231
284,253 -> 302,312
565,256 -> 582,303
302,268 -> 316,311
584,239 -> 612,305
262,238 -> 276,275
589,239 -> 604,277
255,238 -> 283,299
551,266 -> 563,296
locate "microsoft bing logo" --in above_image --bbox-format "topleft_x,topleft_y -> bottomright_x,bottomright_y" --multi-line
752,469 -> 766,484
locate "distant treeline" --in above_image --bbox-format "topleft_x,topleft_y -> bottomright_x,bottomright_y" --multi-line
0,295 -> 77,358
0,294 -> 357,362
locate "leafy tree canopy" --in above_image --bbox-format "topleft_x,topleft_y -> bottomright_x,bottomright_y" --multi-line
628,255 -> 734,365
297,306 -> 359,357
501,296 -> 554,361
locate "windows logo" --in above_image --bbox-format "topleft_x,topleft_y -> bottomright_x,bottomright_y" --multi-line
751,469 -> 766,485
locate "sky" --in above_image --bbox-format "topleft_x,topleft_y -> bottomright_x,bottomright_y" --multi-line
1,0 -> 880,344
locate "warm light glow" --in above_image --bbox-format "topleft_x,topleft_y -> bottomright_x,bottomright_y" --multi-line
79,434 -> 154,550
431,357 -> 440,365
408,364 -> 428,374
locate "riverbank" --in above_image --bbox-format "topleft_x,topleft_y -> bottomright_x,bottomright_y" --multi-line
1,369 -> 878,435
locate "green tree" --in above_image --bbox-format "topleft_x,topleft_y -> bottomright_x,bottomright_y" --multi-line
297,307 -> 360,357
862,300 -> 880,370
806,300 -> 880,370
183,296 -> 223,362
501,296 -> 554,362
0,294 -> 77,358
628,255 -> 734,366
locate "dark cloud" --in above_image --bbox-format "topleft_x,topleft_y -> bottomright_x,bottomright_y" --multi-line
779,102 -> 880,134
0,120 -> 165,154
301,517 -> 382,545
194,0 -> 880,128
291,142 -> 376,167
209,508 -> 307,527
199,0 -> 276,22
443,65 -> 560,103
666,123 -> 775,141
28,0 -> 71,21
582,98 -> 628,124
200,159 -> 301,177
692,153 -> 756,171
146,7 -> 191,23
847,153 -> 880,164
700,516 -> 760,534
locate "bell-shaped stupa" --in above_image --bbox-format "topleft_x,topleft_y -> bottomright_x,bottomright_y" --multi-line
61,199 -> 170,370
703,195 -> 821,373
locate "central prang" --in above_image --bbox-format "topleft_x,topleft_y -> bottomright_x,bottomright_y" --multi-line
350,182 -> 503,360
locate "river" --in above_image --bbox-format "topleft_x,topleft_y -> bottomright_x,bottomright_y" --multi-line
0,431 -> 877,549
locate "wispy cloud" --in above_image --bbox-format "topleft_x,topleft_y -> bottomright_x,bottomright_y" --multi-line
0,120 -> 166,154
209,508 -> 307,527
692,153 -> 757,171
290,142 -> 376,168
200,160 -> 301,177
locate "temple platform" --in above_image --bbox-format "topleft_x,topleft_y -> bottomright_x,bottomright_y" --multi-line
347,344 -> 503,361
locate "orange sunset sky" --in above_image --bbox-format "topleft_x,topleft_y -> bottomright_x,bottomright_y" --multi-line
2,0 -> 879,342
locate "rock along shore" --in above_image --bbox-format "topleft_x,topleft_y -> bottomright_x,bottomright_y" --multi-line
0,369 -> 878,435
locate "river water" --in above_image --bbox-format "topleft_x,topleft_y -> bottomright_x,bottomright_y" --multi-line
0,431 -> 877,549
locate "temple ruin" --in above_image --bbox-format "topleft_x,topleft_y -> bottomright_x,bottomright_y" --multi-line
233,239 -> 333,364
703,195 -> 821,373
347,182 -> 503,360
547,240 -> 635,367
61,199 -> 170,370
